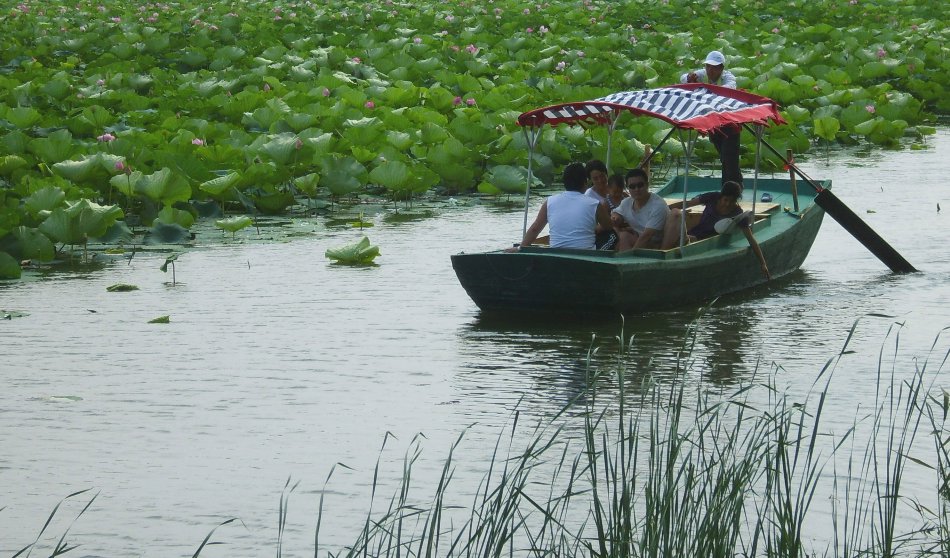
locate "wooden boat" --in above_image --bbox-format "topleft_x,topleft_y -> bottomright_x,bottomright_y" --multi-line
452,84 -> 828,315
452,84 -> 914,315
452,173 -> 826,315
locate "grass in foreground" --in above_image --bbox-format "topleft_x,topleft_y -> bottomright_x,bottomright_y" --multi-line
9,320 -> 950,557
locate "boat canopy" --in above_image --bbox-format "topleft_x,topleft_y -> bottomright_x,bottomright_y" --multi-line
517,83 -> 785,133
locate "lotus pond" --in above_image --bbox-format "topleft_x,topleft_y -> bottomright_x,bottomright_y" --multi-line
1,129 -> 949,555
1,0 -> 947,278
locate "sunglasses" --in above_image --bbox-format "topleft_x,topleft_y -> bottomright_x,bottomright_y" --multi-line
627,182 -> 647,189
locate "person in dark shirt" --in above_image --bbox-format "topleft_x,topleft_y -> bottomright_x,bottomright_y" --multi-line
667,181 -> 770,279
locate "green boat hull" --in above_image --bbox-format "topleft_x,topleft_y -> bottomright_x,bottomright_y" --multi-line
452,176 -> 828,315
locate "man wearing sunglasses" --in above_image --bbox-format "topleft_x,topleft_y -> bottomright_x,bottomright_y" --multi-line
610,168 -> 670,251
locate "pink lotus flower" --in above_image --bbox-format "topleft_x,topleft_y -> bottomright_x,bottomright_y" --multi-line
365,100 -> 375,109
466,44 -> 478,54
523,8 -> 530,14
771,28 -> 779,33
526,27 -> 534,33
445,14 -> 454,22
414,37 -> 422,44
865,105 -> 876,114
352,57 -> 361,63
453,96 -> 462,105
192,138 -> 205,146
322,87 -> 330,97
263,83 -> 271,92
539,25 -> 549,34
111,16 -> 121,23
466,98 -> 476,106
556,61 -> 566,71
97,133 -> 115,142
876,48 -> 886,59
295,138 -> 303,150
576,50 -> 585,57
96,79 -> 105,86
114,160 -> 126,171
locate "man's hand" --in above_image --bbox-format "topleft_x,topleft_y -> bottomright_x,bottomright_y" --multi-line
610,213 -> 627,228
686,71 -> 699,83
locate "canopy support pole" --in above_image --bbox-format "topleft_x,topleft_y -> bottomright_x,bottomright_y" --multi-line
677,129 -> 697,250
751,124 -> 764,216
744,124 -> 916,273
521,126 -> 542,239
605,111 -> 619,170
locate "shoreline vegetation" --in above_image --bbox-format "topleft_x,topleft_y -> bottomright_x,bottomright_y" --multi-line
1,0 -> 947,279
10,318 -> 949,557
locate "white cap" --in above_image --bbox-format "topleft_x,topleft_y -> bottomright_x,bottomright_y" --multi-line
704,50 -> 726,66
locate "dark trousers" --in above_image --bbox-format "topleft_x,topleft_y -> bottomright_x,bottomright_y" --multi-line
711,125 -> 742,186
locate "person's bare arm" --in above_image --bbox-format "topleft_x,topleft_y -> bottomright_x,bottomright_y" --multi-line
596,203 -> 613,232
520,200 -> 548,248
633,228 -> 659,249
743,227 -> 770,280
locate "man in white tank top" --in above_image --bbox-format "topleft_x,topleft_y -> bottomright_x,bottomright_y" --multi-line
517,162 -> 613,250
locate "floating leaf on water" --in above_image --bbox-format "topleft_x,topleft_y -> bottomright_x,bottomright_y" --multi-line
107,283 -> 139,292
160,254 -> 178,273
148,315 -> 170,324
325,236 -> 380,264
215,215 -> 254,234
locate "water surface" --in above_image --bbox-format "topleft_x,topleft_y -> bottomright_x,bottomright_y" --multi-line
2,130 -> 948,556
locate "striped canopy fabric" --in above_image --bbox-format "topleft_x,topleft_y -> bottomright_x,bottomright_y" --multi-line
517,83 -> 786,134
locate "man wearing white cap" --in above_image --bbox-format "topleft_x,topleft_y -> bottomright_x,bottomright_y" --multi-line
681,50 -> 741,185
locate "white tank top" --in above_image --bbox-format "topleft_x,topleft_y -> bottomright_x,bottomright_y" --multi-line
546,191 -> 599,249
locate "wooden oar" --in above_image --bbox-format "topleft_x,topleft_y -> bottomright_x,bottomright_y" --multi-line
747,126 -> 917,273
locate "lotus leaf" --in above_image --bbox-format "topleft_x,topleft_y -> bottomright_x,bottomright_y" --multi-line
813,117 -> 841,141
39,199 -> 124,246
369,160 -> 411,192
215,215 -> 254,234
294,173 -> 320,197
134,168 -> 193,205
0,251 -> 21,279
107,284 -> 139,292
4,107 -> 42,129
28,129 -> 74,163
24,186 -> 66,216
258,134 -> 303,166
0,155 -> 28,177
157,206 -> 196,229
148,315 -> 170,324
487,165 -> 536,195
325,235 -> 379,264
1,226 -> 55,262
52,152 -> 123,184
160,254 -> 178,273
342,117 -> 384,147
320,156 -> 367,197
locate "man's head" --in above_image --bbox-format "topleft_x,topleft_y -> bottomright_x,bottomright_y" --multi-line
585,159 -> 608,191
563,162 -> 588,192
703,50 -> 726,82
625,168 -> 650,200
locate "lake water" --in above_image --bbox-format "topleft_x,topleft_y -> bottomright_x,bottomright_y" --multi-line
2,130 -> 948,556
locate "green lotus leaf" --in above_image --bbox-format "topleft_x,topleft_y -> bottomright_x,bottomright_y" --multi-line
259,134 -> 302,165
145,221 -> 191,244
0,251 -> 21,279
52,152 -> 124,184
159,253 -> 178,273
199,172 -> 242,197
325,235 -> 379,264
28,129 -> 74,163
135,168 -> 192,205
96,221 -> 133,244
0,155 -> 29,176
148,315 -> 170,324
487,165 -> 535,194
2,130 -> 29,154
369,160 -> 411,191
41,77 -> 72,100
294,173 -> 320,196
813,117 -> 841,142
255,191 -> 296,215
39,199 -> 124,245
342,117 -> 384,147
854,117 -> 883,137
2,226 -> 55,261
24,186 -> 66,215
320,155 -> 367,197
215,215 -> 253,234
420,122 -> 449,145
157,206 -> 196,229
386,131 -> 414,150
4,107 -> 42,129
